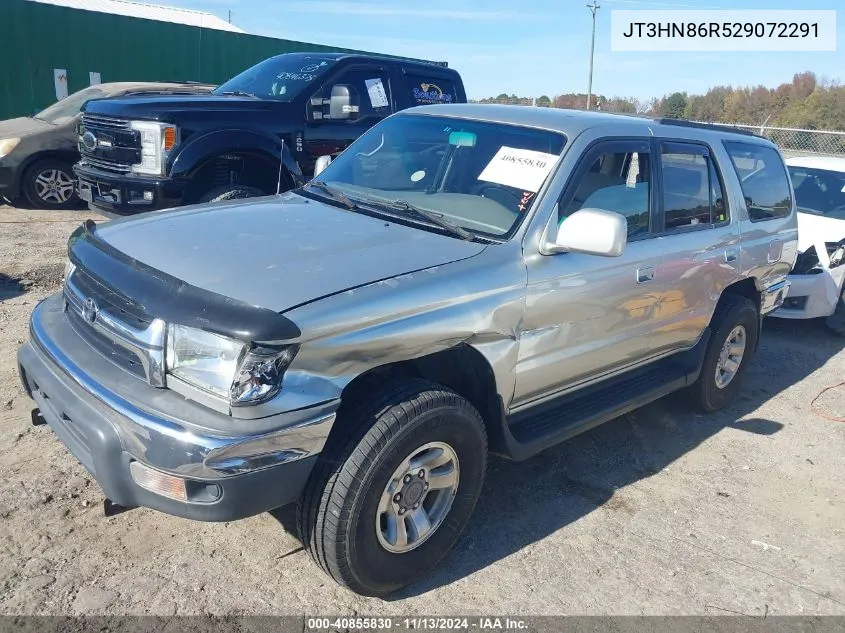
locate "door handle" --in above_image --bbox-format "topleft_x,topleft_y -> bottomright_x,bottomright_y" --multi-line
725,249 -> 739,263
636,265 -> 655,283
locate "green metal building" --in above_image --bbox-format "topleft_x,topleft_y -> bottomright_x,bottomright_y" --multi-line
0,0 -> 373,120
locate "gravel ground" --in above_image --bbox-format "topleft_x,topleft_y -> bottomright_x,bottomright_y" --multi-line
0,204 -> 843,616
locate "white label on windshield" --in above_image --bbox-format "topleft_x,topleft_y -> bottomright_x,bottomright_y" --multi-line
365,78 -> 390,108
478,147 -> 559,192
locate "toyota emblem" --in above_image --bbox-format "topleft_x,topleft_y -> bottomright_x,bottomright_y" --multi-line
82,297 -> 99,324
81,131 -> 98,151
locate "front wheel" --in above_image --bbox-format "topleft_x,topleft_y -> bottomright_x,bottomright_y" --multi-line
22,159 -> 79,209
688,294 -> 760,412
297,378 -> 487,597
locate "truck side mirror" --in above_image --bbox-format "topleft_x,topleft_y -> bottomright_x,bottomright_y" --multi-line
329,85 -> 358,121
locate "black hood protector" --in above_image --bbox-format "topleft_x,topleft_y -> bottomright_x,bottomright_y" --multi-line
67,220 -> 301,343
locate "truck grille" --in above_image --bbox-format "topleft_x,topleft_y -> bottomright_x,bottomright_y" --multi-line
63,267 -> 165,387
82,114 -> 131,130
80,156 -> 132,174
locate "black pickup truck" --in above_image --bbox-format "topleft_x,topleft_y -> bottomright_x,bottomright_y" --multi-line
74,52 -> 466,214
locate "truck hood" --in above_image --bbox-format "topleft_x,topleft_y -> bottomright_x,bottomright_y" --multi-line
797,212 -> 845,252
0,116 -> 54,139
95,193 -> 488,313
82,94 -> 281,121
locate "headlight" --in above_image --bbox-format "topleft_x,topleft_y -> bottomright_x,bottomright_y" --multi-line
63,259 -> 75,285
130,121 -> 177,176
0,138 -> 21,159
166,324 -> 298,407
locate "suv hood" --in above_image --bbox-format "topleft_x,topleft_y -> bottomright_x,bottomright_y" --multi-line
82,94 -> 281,121
95,193 -> 487,313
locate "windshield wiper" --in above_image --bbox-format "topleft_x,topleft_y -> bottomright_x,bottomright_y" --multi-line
218,90 -> 258,98
306,180 -> 360,210
382,199 -> 474,241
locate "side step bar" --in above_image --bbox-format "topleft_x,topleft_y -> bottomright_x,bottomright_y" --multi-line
500,330 -> 710,461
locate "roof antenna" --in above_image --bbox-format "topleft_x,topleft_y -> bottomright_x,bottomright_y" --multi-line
276,140 -> 285,195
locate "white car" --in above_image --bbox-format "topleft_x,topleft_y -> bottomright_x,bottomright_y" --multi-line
771,156 -> 845,334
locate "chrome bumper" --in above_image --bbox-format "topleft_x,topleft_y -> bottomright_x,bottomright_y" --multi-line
21,297 -> 336,481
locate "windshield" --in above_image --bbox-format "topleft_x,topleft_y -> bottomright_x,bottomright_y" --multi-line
213,55 -> 336,101
35,86 -> 107,124
788,165 -> 845,220
309,114 -> 567,239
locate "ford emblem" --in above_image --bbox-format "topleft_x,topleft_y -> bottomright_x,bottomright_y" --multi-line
82,297 -> 99,324
81,131 -> 98,151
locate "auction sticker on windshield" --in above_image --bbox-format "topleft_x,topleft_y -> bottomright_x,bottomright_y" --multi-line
365,78 -> 390,108
478,147 -> 560,192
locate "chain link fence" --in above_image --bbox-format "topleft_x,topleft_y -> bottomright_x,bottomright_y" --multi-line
706,124 -> 845,159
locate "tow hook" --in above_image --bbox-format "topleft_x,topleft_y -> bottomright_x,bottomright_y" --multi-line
103,498 -> 135,518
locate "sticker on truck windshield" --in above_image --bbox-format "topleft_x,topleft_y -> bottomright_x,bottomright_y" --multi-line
477,147 -> 560,192
365,78 -> 390,109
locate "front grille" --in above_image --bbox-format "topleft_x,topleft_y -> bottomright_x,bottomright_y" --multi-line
64,267 -> 165,386
82,114 -> 131,130
80,156 -> 132,174
66,308 -> 147,380
71,268 -> 152,329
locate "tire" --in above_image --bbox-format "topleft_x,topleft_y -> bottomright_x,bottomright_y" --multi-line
22,159 -> 78,209
688,294 -> 760,413
824,286 -> 845,336
296,378 -> 487,597
198,185 -> 268,203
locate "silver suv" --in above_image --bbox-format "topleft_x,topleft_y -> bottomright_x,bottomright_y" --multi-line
17,105 -> 797,597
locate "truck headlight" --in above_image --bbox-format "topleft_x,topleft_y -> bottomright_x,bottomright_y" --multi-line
165,324 -> 298,406
130,121 -> 177,176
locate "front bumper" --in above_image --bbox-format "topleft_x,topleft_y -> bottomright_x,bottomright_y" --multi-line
74,162 -> 185,214
0,162 -> 20,201
770,269 -> 845,320
17,296 -> 337,522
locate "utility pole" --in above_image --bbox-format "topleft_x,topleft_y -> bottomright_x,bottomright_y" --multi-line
586,0 -> 600,110
228,9 -> 232,23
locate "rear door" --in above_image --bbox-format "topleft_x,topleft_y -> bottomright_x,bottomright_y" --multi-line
649,140 -> 742,354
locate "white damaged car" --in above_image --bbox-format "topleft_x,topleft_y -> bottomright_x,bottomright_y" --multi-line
771,156 -> 845,333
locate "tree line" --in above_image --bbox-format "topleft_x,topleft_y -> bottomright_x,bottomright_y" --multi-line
473,72 -> 845,131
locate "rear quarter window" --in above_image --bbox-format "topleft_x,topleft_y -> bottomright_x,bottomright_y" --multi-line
406,74 -> 459,105
723,141 -> 793,222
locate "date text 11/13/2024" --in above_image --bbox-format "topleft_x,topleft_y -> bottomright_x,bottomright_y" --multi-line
306,617 -> 529,631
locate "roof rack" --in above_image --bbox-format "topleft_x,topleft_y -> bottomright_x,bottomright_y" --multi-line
655,118 -> 761,137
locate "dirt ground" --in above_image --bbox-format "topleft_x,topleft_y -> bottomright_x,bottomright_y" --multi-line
0,204 -> 843,616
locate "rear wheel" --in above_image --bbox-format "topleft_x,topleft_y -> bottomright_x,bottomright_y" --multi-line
22,159 -> 78,209
198,185 -> 268,203
824,286 -> 845,336
297,378 -> 487,597
688,294 -> 759,412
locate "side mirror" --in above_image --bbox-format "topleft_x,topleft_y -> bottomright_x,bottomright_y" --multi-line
329,84 -> 358,121
313,155 -> 332,177
542,208 -> 627,257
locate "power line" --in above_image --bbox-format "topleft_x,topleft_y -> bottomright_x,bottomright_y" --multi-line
586,0 -> 600,111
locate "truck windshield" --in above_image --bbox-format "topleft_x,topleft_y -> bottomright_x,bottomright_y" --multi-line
788,165 -> 845,220
307,114 -> 567,239
213,55 -> 336,101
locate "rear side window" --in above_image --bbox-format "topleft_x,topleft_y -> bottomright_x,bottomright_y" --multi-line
406,74 -> 458,105
660,142 -> 728,230
723,141 -> 793,221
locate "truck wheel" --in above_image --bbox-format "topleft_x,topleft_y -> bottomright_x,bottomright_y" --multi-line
824,287 -> 845,336
199,185 -> 268,203
689,295 -> 759,413
297,378 -> 487,597
23,159 -> 78,209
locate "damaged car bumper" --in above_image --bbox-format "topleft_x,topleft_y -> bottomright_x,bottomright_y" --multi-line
17,295 -> 337,521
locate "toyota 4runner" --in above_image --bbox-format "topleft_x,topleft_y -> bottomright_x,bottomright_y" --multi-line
19,105 -> 797,597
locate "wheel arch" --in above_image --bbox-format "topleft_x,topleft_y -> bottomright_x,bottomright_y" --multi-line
714,277 -> 762,350
337,343 -> 508,456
